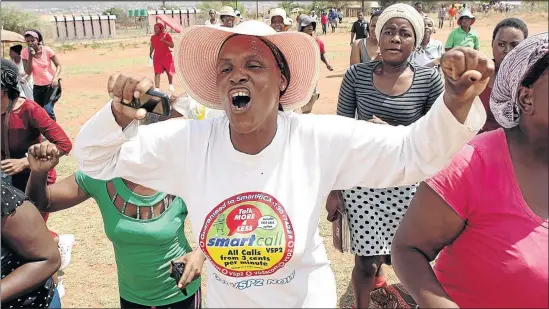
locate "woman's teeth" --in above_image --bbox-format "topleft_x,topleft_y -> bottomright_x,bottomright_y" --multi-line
231,91 -> 249,98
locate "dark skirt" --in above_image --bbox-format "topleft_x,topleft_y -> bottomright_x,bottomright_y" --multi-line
120,288 -> 202,309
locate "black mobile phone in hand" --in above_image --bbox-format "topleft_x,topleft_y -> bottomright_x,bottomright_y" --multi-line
170,260 -> 188,296
129,89 -> 171,117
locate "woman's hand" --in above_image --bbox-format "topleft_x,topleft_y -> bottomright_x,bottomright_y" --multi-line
107,73 -> 185,128
107,73 -> 155,127
170,249 -> 206,289
367,115 -> 389,125
326,64 -> 334,71
0,158 -> 29,176
27,142 -> 60,174
440,47 -> 494,119
50,78 -> 59,88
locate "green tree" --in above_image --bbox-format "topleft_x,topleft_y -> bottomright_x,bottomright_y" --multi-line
221,1 -> 246,16
196,1 -> 246,18
379,0 -> 401,9
0,7 -> 42,35
103,7 -> 130,24
279,0 -> 300,12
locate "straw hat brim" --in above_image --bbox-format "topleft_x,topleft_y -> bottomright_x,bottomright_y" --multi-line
174,23 -> 320,111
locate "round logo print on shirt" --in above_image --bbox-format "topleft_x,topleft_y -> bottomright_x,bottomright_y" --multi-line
199,192 -> 295,278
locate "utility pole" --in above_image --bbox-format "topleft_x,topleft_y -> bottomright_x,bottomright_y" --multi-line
162,0 -> 166,9
362,0 -> 365,10
235,0 -> 238,9
256,1 -> 259,19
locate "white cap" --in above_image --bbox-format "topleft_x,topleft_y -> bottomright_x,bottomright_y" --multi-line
284,17 -> 292,26
269,7 -> 287,19
219,6 -> 236,17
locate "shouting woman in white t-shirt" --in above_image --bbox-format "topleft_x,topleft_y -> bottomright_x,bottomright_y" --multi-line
69,21 -> 492,307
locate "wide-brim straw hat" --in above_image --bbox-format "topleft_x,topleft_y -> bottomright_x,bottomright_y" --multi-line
174,20 -> 320,111
457,9 -> 475,25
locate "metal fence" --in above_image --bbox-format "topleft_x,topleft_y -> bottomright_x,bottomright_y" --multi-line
49,15 -> 117,41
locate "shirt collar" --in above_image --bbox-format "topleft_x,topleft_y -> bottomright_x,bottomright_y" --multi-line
458,26 -> 477,35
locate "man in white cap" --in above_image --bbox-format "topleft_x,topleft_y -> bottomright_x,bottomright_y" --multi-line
205,9 -> 219,26
219,6 -> 236,28
445,9 -> 479,51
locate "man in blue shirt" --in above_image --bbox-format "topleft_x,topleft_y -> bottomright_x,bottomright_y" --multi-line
328,9 -> 338,33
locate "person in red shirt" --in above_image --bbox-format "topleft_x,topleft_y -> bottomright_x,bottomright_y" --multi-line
321,12 -> 328,35
1,58 -> 73,292
299,16 -> 333,71
448,4 -> 457,28
1,59 -> 71,193
299,15 -> 333,114
149,23 -> 176,92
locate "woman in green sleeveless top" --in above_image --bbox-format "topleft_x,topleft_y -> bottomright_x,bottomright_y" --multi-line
25,113 -> 203,309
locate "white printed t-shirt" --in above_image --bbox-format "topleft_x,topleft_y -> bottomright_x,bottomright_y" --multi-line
74,94 -> 485,308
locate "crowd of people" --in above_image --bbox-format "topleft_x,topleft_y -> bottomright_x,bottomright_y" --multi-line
1,2 -> 547,309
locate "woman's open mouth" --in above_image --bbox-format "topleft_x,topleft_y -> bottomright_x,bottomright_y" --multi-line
229,88 -> 252,114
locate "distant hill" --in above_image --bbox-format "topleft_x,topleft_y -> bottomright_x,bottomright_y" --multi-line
2,1 -> 294,15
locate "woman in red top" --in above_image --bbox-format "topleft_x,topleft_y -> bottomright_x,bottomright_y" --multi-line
1,59 -> 72,193
149,23 -> 176,92
479,18 -> 528,133
321,12 -> 328,35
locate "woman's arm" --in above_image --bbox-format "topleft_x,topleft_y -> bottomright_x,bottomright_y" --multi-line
22,49 -> 33,75
336,65 -> 358,118
150,44 -> 154,58
50,54 -> 62,83
29,102 -> 72,155
349,40 -> 362,65
391,146 -> 479,308
73,101 -> 190,197
320,53 -> 332,70
0,201 -> 61,302
391,182 -> 464,308
162,33 -> 175,48
326,49 -> 492,190
326,92 -> 484,190
27,172 -> 90,213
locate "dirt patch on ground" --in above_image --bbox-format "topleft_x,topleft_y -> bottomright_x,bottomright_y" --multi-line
45,12 -> 547,307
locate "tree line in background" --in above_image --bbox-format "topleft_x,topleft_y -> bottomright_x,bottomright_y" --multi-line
0,7 -> 43,34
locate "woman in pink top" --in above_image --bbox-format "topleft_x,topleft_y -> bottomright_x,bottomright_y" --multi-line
22,29 -> 62,121
391,32 -> 548,308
